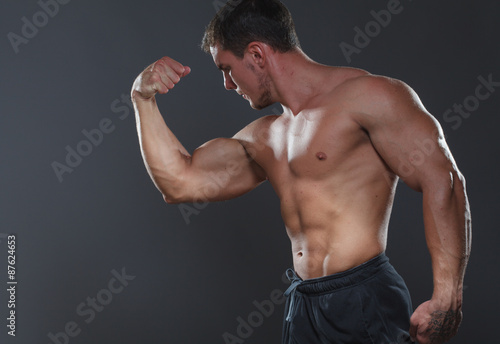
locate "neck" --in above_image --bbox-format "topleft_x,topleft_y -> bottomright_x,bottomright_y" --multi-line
267,49 -> 334,116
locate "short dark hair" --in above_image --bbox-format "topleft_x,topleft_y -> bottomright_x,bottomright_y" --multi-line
201,0 -> 301,58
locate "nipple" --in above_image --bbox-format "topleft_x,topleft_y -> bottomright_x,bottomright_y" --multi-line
316,152 -> 327,161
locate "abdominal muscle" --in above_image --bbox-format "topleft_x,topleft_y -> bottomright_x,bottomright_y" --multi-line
251,101 -> 398,280
289,226 -> 386,280
278,177 -> 394,280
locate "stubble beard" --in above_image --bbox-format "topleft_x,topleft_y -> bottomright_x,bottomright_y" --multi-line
244,62 -> 273,110
253,72 -> 273,110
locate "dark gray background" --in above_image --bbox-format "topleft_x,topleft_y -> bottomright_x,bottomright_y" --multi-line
1,0 -> 498,343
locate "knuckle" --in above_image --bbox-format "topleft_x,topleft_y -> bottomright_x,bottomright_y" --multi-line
149,74 -> 160,84
159,57 -> 170,65
159,85 -> 168,93
153,60 -> 164,69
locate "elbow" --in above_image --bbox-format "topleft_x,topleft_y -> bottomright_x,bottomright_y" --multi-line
163,192 -> 187,205
161,188 -> 187,205
163,194 -> 180,205
423,169 -> 468,205
160,180 -> 192,205
451,169 -> 468,199
152,171 -> 191,205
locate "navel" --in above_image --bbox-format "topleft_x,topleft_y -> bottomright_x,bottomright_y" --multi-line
316,152 -> 327,161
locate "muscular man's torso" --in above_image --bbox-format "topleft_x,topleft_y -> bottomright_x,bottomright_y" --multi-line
239,68 -> 398,280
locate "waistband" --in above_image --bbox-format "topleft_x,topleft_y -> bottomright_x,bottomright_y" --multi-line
285,252 -> 390,296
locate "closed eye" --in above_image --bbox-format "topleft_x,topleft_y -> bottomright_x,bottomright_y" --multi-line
217,64 -> 231,73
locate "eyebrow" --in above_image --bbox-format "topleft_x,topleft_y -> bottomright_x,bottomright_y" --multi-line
217,64 -> 230,71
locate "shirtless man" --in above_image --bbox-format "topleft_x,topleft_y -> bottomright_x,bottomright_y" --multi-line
131,1 -> 471,343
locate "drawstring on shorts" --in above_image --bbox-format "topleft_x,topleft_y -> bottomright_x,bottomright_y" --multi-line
284,268 -> 302,322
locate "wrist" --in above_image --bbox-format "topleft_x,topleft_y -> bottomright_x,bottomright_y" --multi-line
131,90 -> 156,103
431,260 -> 467,308
431,287 -> 463,310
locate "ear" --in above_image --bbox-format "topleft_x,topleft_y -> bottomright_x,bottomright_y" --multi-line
245,42 -> 267,68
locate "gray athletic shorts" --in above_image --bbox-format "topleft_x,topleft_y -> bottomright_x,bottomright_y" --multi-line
282,253 -> 413,344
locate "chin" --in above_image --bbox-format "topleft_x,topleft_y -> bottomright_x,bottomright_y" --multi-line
252,101 -> 274,111
250,102 -> 263,110
247,92 -> 274,110
249,102 -> 260,110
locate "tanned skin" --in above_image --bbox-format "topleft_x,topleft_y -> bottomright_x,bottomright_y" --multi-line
131,43 -> 471,344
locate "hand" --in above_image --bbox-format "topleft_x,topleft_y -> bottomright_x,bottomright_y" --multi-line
409,299 -> 462,344
132,56 -> 191,100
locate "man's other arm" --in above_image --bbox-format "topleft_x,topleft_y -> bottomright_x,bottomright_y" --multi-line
131,57 -> 266,204
351,75 -> 472,344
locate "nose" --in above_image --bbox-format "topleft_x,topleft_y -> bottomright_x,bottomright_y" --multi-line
223,72 -> 237,90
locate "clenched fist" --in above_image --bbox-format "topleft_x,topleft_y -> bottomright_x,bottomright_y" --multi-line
409,299 -> 462,344
132,56 -> 191,100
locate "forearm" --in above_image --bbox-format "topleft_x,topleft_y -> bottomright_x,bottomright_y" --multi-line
422,170 -> 472,305
132,92 -> 191,201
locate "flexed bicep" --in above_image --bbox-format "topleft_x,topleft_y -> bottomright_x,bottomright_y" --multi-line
132,57 -> 265,205
167,137 -> 267,204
